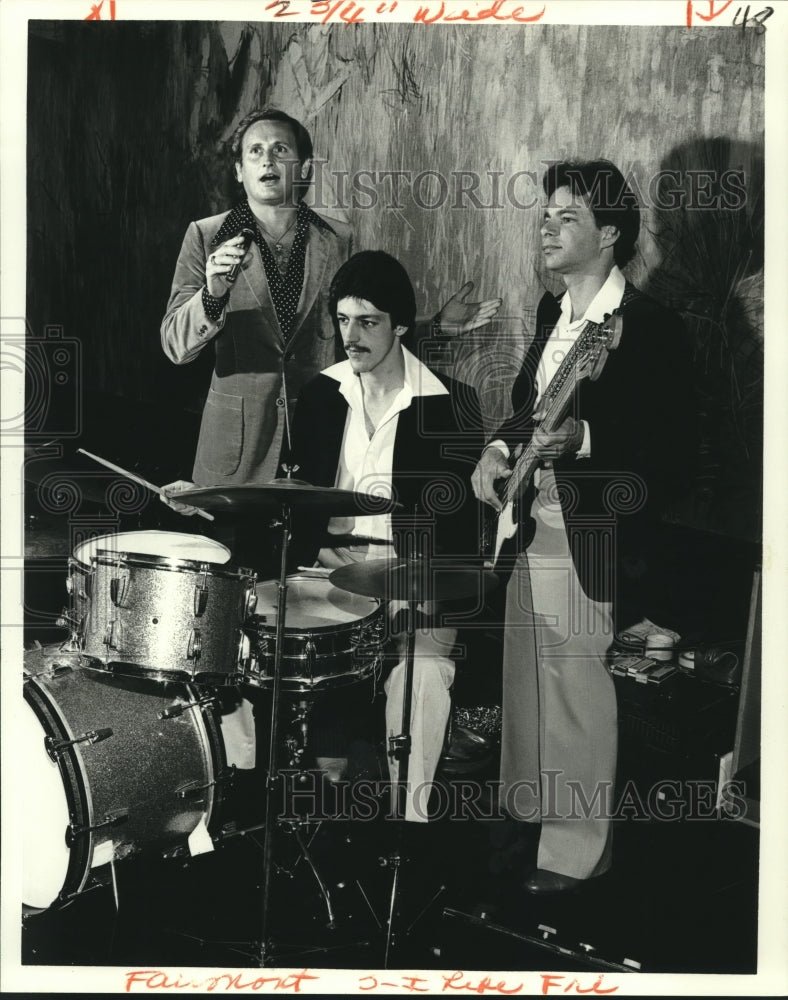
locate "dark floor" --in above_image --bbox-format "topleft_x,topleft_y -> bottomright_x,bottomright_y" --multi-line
20,747 -> 759,975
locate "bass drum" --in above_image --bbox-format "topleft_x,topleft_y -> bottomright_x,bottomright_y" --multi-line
22,645 -> 226,913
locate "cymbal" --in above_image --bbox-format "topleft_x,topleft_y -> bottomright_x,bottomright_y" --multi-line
329,557 -> 498,603
174,479 -> 402,516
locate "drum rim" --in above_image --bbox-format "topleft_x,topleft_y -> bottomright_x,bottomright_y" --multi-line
90,548 -> 255,579
243,658 -> 379,691
72,530 -> 231,562
247,601 -> 383,636
23,673 -> 93,907
252,576 -> 381,633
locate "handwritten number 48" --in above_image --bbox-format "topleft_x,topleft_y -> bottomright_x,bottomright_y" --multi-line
732,5 -> 774,30
687,2 -> 774,30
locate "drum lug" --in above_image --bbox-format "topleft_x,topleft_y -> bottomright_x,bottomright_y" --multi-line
46,727 -> 114,761
193,567 -> 210,617
186,628 -> 202,661
305,637 -> 317,681
104,619 -> 121,651
66,810 -> 128,847
110,572 -> 129,606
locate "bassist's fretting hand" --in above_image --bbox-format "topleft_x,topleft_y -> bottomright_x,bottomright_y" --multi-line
471,445 -> 512,511
530,413 -> 585,461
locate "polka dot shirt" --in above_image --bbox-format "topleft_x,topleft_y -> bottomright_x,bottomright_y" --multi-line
203,200 -> 334,339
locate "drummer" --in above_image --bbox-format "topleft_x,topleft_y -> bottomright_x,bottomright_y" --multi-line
158,106 -> 499,570
287,251 -> 486,822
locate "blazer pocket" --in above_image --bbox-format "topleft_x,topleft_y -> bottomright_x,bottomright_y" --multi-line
198,389 -> 244,476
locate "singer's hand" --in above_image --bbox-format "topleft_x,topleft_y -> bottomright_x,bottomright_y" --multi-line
206,235 -> 251,297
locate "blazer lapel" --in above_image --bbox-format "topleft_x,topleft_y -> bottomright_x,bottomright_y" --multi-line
238,242 -> 282,340
286,225 -> 332,353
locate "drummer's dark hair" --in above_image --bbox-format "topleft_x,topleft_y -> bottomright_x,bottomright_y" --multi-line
329,251 -> 417,344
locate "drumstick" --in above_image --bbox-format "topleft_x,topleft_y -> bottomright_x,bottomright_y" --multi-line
77,448 -> 215,522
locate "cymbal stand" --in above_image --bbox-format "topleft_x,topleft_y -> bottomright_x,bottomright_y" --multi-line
256,499 -> 365,963
382,543 -> 442,968
257,496 -> 292,965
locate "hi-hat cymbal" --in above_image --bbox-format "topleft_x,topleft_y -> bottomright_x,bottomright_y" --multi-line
329,557 -> 498,603
174,479 -> 402,516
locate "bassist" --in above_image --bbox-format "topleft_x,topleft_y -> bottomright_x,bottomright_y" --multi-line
471,159 -> 696,893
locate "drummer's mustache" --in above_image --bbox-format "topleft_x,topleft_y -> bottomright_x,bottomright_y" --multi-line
344,343 -> 369,352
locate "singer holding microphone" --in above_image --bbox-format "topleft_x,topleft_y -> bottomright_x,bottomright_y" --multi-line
161,107 -> 500,520
161,108 -> 352,497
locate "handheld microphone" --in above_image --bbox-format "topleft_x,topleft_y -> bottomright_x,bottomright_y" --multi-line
226,228 -> 255,284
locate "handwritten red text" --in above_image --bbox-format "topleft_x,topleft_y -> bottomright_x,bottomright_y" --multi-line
686,0 -> 734,27
359,975 -> 431,992
123,969 -> 319,993
414,1 -> 546,23
85,0 -> 116,19
540,975 -> 619,996
442,971 -> 525,994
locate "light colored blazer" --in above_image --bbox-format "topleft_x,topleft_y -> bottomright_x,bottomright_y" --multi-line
161,206 -> 352,486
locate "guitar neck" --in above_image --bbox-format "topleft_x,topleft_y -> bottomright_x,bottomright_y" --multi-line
499,335 -> 585,505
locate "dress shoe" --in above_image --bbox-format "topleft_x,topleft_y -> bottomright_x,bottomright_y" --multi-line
523,869 -> 582,895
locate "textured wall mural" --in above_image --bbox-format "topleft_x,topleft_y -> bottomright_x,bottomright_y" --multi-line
26,20 -> 763,540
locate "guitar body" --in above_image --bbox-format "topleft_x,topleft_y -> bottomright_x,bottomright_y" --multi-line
482,489 -> 519,567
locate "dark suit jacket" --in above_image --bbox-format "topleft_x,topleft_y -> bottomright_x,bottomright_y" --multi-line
496,283 -> 697,627
288,364 -> 485,569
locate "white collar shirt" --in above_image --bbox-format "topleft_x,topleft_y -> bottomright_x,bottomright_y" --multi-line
535,264 -> 626,408
322,345 -> 448,559
532,266 -> 625,520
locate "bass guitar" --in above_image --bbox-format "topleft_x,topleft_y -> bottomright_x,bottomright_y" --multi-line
482,310 -> 624,568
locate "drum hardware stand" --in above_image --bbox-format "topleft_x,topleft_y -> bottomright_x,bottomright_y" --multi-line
55,608 -> 83,651
255,482 -> 294,965
162,473 -> 402,966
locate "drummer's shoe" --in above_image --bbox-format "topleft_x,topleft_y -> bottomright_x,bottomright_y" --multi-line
523,868 -> 582,895
315,756 -> 348,784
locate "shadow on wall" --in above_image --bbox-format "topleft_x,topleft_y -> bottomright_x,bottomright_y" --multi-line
641,137 -> 764,543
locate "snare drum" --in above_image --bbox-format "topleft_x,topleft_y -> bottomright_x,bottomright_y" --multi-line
70,531 -> 256,683
243,576 -> 385,692
22,645 -> 226,912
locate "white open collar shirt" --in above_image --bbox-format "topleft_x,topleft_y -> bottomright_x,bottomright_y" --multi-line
322,345 -> 449,554
491,265 -> 626,464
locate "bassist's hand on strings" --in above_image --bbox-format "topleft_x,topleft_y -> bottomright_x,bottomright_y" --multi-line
471,445 -> 512,511
531,412 -> 585,461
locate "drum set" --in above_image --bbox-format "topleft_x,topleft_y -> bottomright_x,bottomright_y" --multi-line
22,476 -> 495,965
